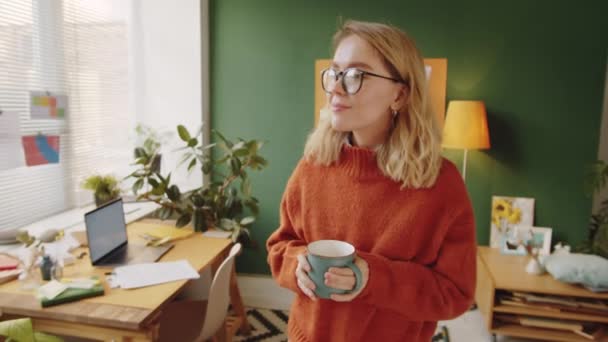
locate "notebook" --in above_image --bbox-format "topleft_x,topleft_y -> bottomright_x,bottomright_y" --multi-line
0,254 -> 19,271
40,283 -> 105,307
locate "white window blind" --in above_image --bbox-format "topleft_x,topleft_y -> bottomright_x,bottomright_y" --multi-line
0,0 -> 132,231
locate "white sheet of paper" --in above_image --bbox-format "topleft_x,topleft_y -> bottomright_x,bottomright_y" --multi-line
114,260 -> 200,289
202,230 -> 231,239
0,111 -> 24,171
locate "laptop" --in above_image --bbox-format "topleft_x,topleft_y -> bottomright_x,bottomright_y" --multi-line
84,198 -> 173,267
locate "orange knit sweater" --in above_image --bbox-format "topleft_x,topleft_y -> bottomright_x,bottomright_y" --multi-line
266,145 -> 477,342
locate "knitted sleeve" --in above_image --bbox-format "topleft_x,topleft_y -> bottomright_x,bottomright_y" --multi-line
266,161 -> 307,294
356,174 -> 477,321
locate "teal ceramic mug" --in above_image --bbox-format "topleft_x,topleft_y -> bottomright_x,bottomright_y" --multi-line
306,240 -> 362,299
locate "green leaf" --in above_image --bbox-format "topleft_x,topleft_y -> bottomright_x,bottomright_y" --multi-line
148,178 -> 159,188
240,216 -> 255,226
231,228 -> 240,243
246,140 -> 258,155
177,152 -> 193,167
244,199 -> 259,215
233,147 -> 249,157
202,161 -> 213,174
134,147 -> 147,159
159,207 -> 173,220
176,213 -> 192,227
134,157 -> 148,165
241,176 -> 252,197
201,142 -> 217,150
230,158 -> 242,175
192,194 -> 205,207
188,158 -> 197,172
219,218 -> 235,231
252,155 -> 268,168
188,138 -> 198,147
166,185 -> 181,201
213,130 -> 233,148
231,141 -> 245,151
215,155 -> 230,165
132,179 -> 144,195
177,125 -> 191,142
151,184 -> 166,196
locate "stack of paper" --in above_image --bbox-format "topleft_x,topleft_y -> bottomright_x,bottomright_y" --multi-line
114,260 -> 199,289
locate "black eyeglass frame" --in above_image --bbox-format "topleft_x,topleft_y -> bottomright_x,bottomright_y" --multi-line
321,67 -> 406,95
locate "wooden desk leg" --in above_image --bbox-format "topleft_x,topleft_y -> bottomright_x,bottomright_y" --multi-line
230,267 -> 251,335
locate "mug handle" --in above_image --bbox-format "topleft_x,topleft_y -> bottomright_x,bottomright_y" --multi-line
345,261 -> 363,294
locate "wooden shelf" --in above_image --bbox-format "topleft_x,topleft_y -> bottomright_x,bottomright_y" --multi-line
476,247 -> 608,341
492,324 -> 591,342
494,305 -> 608,323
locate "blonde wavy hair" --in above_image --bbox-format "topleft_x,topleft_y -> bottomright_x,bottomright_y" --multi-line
304,20 -> 443,188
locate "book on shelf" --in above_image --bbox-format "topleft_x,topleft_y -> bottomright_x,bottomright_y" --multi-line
498,291 -> 608,316
494,314 -> 605,340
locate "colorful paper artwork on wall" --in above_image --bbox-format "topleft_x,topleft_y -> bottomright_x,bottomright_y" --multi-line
30,91 -> 68,119
0,110 -> 25,171
21,135 -> 60,166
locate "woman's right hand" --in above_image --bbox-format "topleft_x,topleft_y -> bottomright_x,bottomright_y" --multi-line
296,253 -> 317,301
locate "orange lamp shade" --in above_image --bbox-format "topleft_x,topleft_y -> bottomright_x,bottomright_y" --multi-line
442,100 -> 490,150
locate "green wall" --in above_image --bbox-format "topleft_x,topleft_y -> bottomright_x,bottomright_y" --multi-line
210,0 -> 608,274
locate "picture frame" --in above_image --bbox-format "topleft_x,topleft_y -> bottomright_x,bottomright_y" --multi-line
500,225 -> 552,256
490,196 -> 535,248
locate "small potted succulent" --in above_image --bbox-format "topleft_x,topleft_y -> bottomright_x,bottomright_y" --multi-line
81,174 -> 121,207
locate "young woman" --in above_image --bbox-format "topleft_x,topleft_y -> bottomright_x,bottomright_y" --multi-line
267,20 -> 476,342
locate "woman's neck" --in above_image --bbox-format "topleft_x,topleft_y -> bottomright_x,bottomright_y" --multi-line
351,117 -> 391,148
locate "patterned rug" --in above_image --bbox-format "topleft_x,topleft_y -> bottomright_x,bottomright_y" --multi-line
234,307 -> 289,342
233,307 -> 451,342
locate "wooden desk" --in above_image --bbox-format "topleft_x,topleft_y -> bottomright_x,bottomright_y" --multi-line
476,246 -> 608,341
0,220 -> 250,341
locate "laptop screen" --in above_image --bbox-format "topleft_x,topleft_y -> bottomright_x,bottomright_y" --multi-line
85,199 -> 128,264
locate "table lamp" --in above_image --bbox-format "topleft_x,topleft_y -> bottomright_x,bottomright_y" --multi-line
442,100 -> 490,180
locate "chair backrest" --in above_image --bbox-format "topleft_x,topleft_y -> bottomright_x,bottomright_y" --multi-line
197,243 -> 242,340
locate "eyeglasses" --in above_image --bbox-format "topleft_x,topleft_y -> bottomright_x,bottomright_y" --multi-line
321,67 -> 405,95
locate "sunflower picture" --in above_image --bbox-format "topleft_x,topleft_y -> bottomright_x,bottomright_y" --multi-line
490,196 -> 535,248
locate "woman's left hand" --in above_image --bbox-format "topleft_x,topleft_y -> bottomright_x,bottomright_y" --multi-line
327,256 -> 369,302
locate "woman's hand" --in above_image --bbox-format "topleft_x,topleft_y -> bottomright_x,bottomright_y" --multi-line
327,256 -> 369,302
296,253 -> 317,301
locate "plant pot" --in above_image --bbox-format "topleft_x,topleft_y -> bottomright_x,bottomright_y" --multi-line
95,195 -> 117,207
192,207 -> 207,232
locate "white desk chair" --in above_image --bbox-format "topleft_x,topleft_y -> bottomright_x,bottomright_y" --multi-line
159,243 -> 243,342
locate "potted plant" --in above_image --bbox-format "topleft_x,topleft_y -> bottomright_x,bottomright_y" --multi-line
577,160 -> 608,257
134,124 -> 166,174
81,174 -> 121,207
127,125 -> 268,246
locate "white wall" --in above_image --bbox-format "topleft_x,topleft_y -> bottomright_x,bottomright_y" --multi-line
128,0 -> 203,191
